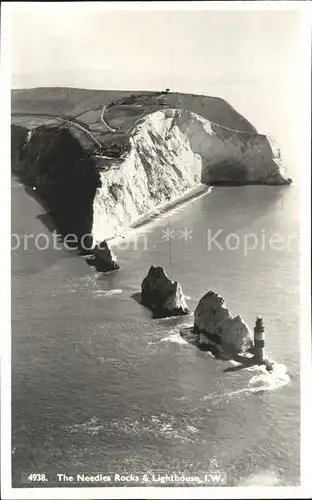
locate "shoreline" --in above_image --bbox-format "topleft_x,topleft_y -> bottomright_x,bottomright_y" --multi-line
107,184 -> 213,248
132,184 -> 211,229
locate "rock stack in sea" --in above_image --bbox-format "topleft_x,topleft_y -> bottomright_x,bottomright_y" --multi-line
138,265 -> 190,318
93,240 -> 120,272
192,291 -> 253,356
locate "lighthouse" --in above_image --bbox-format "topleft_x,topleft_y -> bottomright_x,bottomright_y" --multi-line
254,317 -> 266,364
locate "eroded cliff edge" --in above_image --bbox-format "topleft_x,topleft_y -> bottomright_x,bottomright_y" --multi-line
11,91 -> 291,244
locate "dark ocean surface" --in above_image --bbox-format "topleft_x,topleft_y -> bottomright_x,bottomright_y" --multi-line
11,174 -> 300,487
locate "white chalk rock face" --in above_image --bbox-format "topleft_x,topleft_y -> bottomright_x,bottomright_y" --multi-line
141,265 -> 189,318
163,282 -> 189,314
92,108 -> 291,242
194,291 -> 253,354
93,240 -> 119,272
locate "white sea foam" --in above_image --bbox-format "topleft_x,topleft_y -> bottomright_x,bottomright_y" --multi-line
76,275 -> 97,285
229,360 -> 242,367
239,470 -> 281,486
247,362 -> 290,393
160,332 -> 189,345
186,424 -> 199,433
92,289 -> 123,296
179,322 -> 194,329
148,330 -> 189,346
66,417 -> 105,436
98,357 -> 120,364
201,362 -> 290,403
65,414 -> 200,443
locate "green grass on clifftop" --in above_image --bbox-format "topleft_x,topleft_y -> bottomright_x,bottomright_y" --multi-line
11,87 -> 257,134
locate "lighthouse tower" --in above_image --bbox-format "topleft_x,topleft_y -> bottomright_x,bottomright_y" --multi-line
254,317 -> 266,364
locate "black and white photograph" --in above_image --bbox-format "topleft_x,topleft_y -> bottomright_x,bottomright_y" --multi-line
1,1 -> 311,498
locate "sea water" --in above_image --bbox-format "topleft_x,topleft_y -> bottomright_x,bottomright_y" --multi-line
11,171 -> 300,486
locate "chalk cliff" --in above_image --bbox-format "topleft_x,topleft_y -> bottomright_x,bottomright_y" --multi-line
92,108 -> 291,242
11,93 -> 291,244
